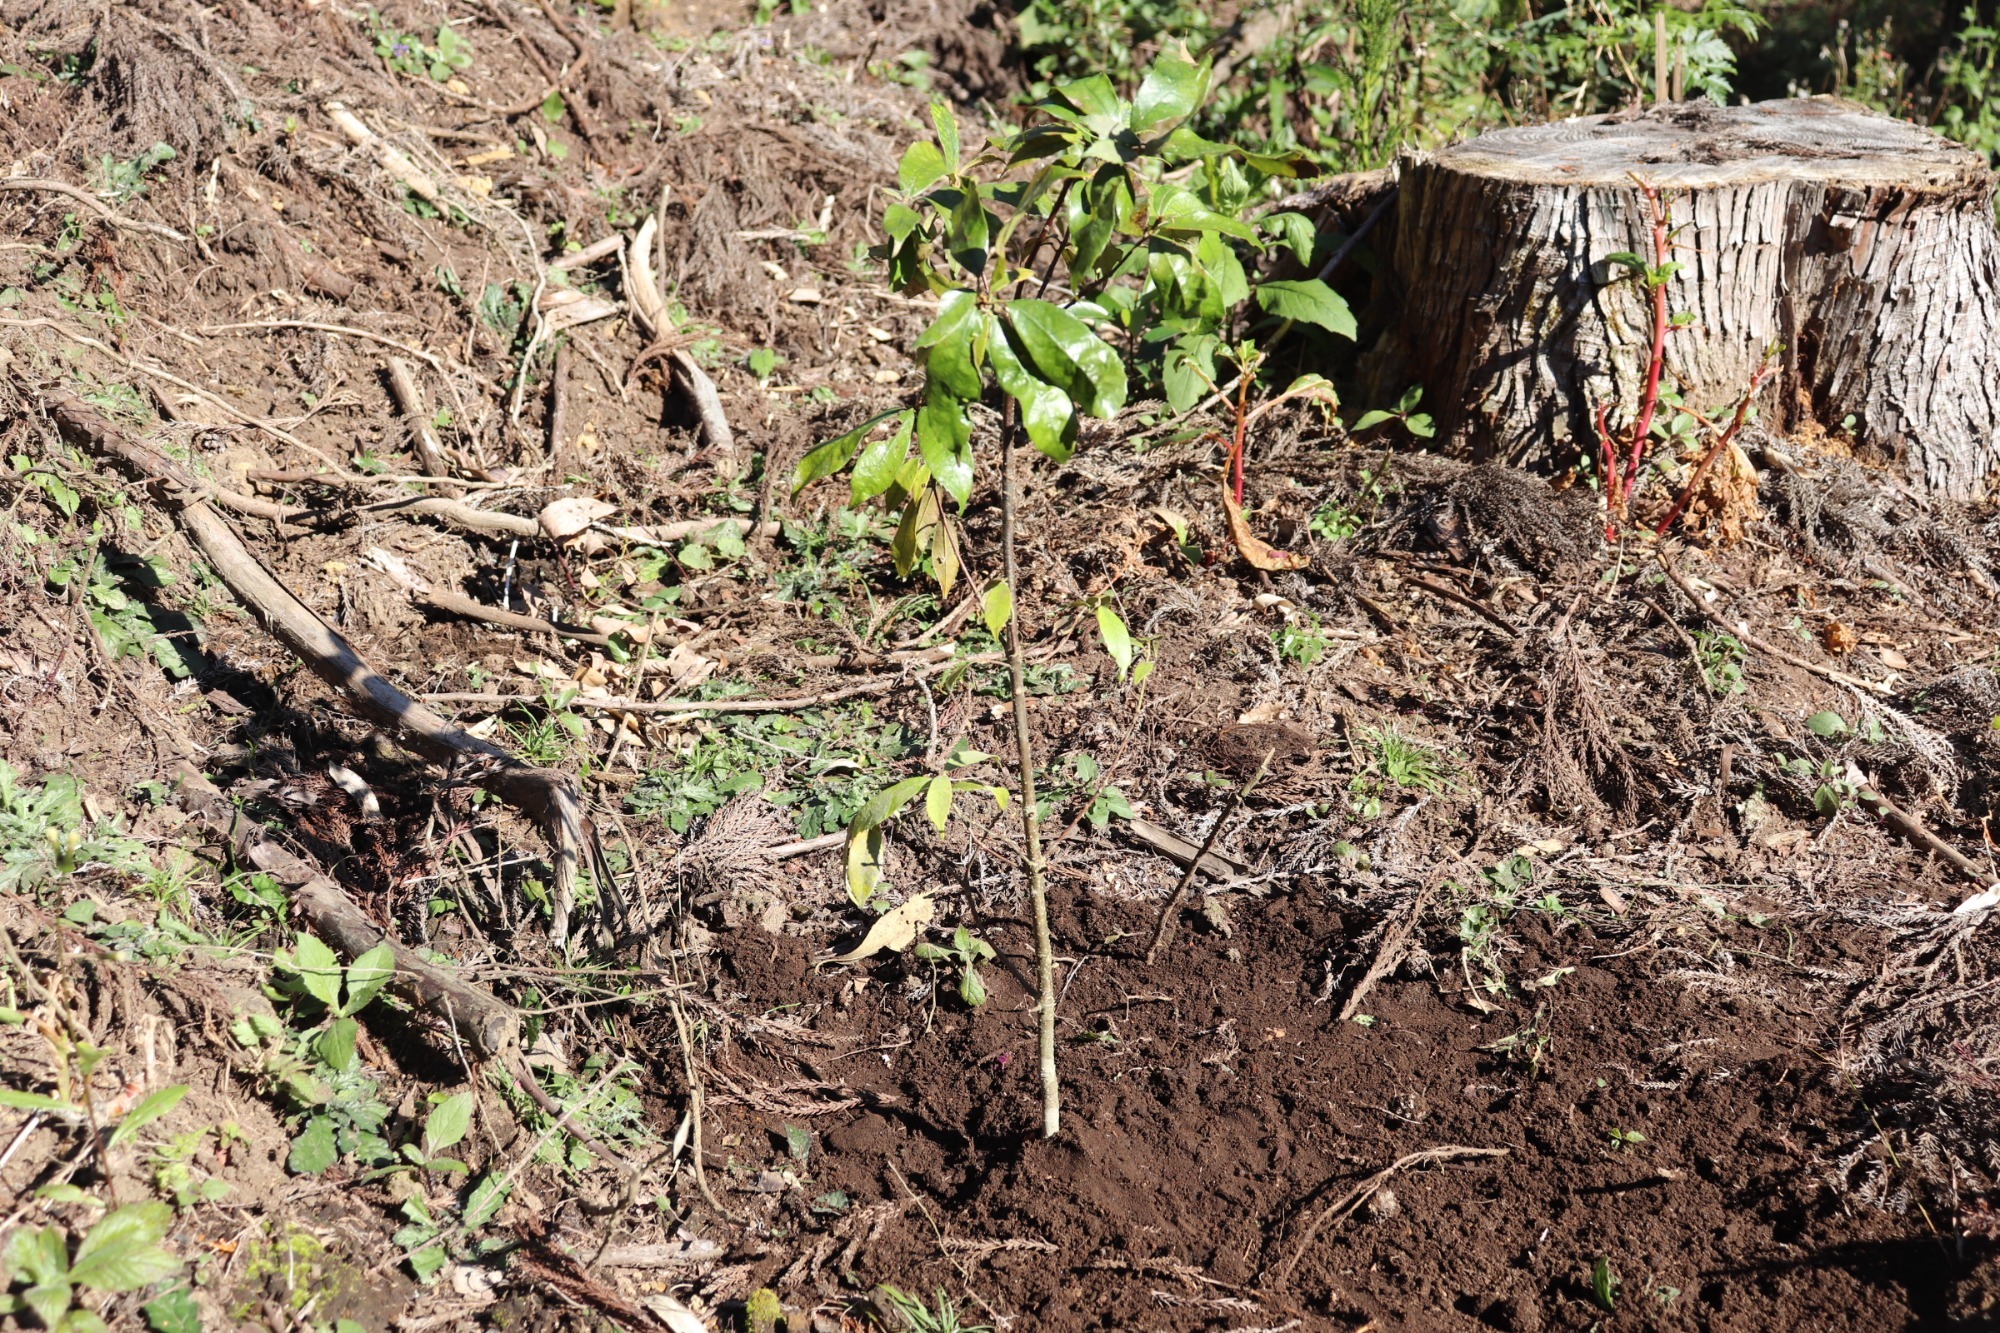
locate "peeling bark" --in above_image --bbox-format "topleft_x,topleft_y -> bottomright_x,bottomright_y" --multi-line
1371,98 -> 2000,498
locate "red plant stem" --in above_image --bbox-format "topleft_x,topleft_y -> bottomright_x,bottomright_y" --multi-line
1620,183 -> 1672,508
1228,369 -> 1252,505
1654,361 -> 1777,537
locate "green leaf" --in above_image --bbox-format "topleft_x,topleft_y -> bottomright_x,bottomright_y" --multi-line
1130,48 -> 1208,132
1263,211 -> 1318,264
141,1287 -> 201,1333
898,141 -> 947,194
1096,606 -> 1134,680
314,1017 -> 358,1073
784,1124 -> 812,1164
0,1090 -> 74,1114
1405,413 -> 1436,439
1005,299 -> 1126,419
845,824 -> 887,908
985,316 -> 1077,461
287,1116 -> 338,1176
423,1092 -> 475,1156
929,101 -> 960,173
945,186 -> 990,278
851,412 -> 914,504
924,774 -> 953,835
793,408 -> 906,494
851,776 -> 932,833
339,942 -> 395,1016
1053,74 -> 1121,123
1255,279 -> 1356,338
460,1176 -> 508,1224
981,581 -> 1013,638
1351,409 -> 1395,430
70,1203 -> 179,1292
6,1225 -> 70,1287
405,1244 -> 449,1283
1806,710 -> 1849,738
959,966 -> 987,1007
24,1283 -> 72,1329
291,935 -> 342,1009
1603,250 -> 1646,271
915,290 -> 985,400
882,203 -> 922,243
917,382 -> 973,506
1148,181 -> 1259,241
108,1085 -> 188,1151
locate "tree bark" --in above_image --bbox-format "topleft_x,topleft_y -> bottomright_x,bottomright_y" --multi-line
1369,97 -> 2000,498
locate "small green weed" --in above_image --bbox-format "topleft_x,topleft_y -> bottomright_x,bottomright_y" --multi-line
0,1202 -> 184,1330
1274,613 -> 1332,669
98,142 -> 175,203
875,1285 -> 991,1333
914,926 -> 997,1007
48,547 -> 198,679
1691,628 -> 1747,696
1348,726 -> 1451,816
368,13 -> 474,81
1608,1125 -> 1648,1151
0,761 -> 150,893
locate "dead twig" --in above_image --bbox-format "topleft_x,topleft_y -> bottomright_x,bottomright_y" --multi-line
1145,748 -> 1274,964
1337,874 -> 1441,1022
385,357 -> 458,491
1857,787 -> 1996,889
173,765 -> 520,1057
0,176 -> 187,242
40,389 -> 619,950
1656,553 -> 1891,696
1271,1145 -> 1510,1283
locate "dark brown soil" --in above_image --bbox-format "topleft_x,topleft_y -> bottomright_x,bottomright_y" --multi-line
1,3 -> 1998,1332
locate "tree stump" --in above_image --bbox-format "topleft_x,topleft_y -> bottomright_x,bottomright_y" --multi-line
1371,98 -> 2000,499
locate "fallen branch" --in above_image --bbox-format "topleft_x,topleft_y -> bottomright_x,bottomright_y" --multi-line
1857,787 -> 1996,889
325,102 -> 444,205
1656,553 -> 1892,696
174,765 -> 519,1057
200,320 -> 447,370
417,586 -> 617,647
1403,574 -> 1520,640
1123,817 -> 1248,882
0,176 -> 187,242
385,357 -> 457,489
1145,748 -> 1273,964
39,388 -> 617,950
1271,1145 -> 1511,1283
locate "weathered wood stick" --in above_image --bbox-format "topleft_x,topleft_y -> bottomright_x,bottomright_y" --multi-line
174,765 -> 520,1058
38,388 -> 618,949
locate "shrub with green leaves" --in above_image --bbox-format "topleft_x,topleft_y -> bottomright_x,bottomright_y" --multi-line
0,762 -> 151,894
792,48 -> 1355,588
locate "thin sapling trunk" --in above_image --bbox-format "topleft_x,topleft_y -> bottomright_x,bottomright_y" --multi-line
999,401 -> 1061,1138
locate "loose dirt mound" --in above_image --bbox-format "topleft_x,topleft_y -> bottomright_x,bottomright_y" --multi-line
3,4 -> 1999,1332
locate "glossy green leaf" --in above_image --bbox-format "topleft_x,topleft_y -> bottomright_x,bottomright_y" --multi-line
1096,606 -> 1134,680
424,1092 -> 475,1155
1130,48 -> 1208,132
1263,211 -> 1317,264
1160,125 -> 1231,160
1240,149 -> 1308,177
1806,710 -> 1849,738
1148,182 -> 1259,241
792,408 -> 906,494
959,966 -> 987,1007
916,290 -> 985,400
340,942 -> 395,1016
6,1225 -> 69,1287
107,1085 -> 188,1152
1351,409 -> 1396,430
917,381 -> 973,505
1255,279 -> 1357,338
883,203 -> 922,243
1054,73 -> 1121,123
850,412 -> 914,504
898,140 -> 947,194
1004,299 -> 1126,419
313,1017 -> 358,1073
141,1287 -> 201,1333
929,101 -> 960,173
291,935 -> 342,1010
985,317 -> 1077,461
945,186 -> 989,277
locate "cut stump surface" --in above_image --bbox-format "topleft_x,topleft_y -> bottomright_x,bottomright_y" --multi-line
1376,97 -> 2000,497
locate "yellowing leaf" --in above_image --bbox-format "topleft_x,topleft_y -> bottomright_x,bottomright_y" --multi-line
982,581 -> 1013,638
925,774 -> 953,834
823,894 -> 936,966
